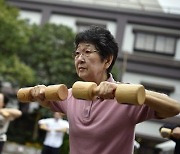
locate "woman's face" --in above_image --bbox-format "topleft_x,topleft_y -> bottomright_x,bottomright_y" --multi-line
74,42 -> 111,84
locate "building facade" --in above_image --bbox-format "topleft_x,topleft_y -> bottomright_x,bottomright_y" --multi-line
7,0 -> 180,153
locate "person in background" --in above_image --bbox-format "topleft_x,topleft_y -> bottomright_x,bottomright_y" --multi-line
31,25 -> 180,154
159,123 -> 180,154
0,93 -> 22,154
38,112 -> 69,154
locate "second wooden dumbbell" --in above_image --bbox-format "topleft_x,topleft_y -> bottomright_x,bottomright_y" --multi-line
17,84 -> 68,102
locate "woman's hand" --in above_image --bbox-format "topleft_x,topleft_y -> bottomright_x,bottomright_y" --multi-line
95,81 -> 117,99
30,85 -> 51,108
172,127 -> 180,139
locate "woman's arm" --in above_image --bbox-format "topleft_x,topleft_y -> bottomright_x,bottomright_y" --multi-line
0,108 -> 22,120
39,124 -> 50,132
145,90 -> 180,118
55,128 -> 68,133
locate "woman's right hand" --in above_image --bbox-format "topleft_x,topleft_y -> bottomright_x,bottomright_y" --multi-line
30,85 -> 51,108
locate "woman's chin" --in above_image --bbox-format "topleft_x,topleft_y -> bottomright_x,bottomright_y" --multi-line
78,74 -> 91,81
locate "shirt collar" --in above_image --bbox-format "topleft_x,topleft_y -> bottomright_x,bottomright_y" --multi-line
107,73 -> 115,82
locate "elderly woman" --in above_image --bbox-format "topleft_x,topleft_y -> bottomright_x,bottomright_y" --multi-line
31,26 -> 180,154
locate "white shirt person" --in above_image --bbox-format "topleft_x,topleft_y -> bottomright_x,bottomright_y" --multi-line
38,112 -> 69,154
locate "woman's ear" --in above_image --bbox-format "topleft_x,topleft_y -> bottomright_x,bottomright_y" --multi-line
105,55 -> 113,69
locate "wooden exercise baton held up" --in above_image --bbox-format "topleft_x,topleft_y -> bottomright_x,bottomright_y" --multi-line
72,81 -> 145,105
115,84 -> 145,105
17,84 -> 68,102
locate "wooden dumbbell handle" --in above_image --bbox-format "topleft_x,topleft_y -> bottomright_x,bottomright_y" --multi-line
17,84 -> 68,102
72,81 -> 98,100
72,81 -> 145,105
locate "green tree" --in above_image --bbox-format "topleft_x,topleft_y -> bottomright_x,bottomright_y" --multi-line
0,0 -> 35,86
18,24 -> 78,87
17,24 -> 78,153
1,1 -> 76,153
0,55 -> 35,86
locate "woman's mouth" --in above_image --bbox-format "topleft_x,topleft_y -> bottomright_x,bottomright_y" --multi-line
78,67 -> 86,71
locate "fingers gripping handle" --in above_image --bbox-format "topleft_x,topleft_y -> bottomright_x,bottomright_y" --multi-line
17,84 -> 68,102
115,84 -> 145,105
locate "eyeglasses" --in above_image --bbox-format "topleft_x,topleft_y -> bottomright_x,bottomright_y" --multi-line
73,50 -> 99,59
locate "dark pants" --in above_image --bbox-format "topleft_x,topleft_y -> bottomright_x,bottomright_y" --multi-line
41,145 -> 60,154
0,141 -> 5,154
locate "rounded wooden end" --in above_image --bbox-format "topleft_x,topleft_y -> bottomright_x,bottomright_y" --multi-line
115,84 -> 145,105
45,84 -> 68,101
72,81 -> 97,100
17,87 -> 34,102
136,85 -> 145,105
160,128 -> 172,138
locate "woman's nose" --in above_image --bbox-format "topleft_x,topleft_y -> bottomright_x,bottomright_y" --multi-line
77,53 -> 85,61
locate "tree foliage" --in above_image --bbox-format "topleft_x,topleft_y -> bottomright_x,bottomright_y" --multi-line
1,1 -> 77,152
0,0 -> 35,86
0,55 -> 35,85
18,24 -> 78,87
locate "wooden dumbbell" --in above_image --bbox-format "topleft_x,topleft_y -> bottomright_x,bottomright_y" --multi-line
17,84 -> 68,102
17,87 -> 35,102
115,84 -> 145,105
72,81 -> 145,105
160,128 -> 172,138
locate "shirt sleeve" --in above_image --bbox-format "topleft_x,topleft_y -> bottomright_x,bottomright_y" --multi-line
127,104 -> 158,124
49,89 -> 72,114
38,119 -> 49,125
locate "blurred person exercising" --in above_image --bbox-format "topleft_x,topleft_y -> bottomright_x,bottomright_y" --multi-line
38,112 -> 69,154
0,93 -> 22,153
160,123 -> 180,154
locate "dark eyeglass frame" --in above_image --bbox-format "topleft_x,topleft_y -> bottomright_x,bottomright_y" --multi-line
72,49 -> 99,59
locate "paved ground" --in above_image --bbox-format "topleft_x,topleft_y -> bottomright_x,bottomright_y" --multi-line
2,142 -> 41,154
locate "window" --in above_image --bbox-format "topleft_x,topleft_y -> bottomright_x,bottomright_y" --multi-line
133,30 -> 178,56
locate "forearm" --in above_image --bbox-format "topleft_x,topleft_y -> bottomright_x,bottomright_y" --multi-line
39,124 -> 50,131
145,90 -> 180,118
0,108 -> 22,119
39,100 -> 52,109
56,128 -> 68,133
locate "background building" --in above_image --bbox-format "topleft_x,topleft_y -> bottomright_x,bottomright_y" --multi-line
7,0 -> 180,153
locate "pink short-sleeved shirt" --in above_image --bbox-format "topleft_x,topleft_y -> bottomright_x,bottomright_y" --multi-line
50,75 -> 157,154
